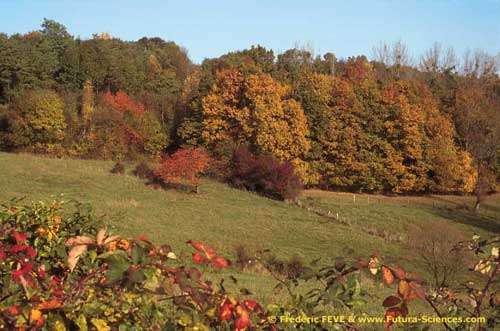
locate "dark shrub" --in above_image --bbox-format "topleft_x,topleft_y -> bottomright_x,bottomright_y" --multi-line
263,254 -> 286,275
133,161 -> 154,180
110,161 -> 125,174
230,146 -> 302,200
234,244 -> 254,270
262,254 -> 305,279
284,255 -> 306,279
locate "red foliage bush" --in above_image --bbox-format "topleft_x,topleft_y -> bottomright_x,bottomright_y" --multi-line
155,148 -> 211,188
230,146 -> 302,200
102,91 -> 145,115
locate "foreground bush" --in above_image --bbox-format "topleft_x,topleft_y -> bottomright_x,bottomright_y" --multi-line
230,146 -> 303,200
0,199 -> 498,330
0,200 -> 268,330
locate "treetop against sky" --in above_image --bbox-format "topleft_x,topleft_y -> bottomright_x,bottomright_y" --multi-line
0,0 -> 498,63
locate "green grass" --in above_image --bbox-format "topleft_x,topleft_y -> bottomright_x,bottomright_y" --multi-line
0,152 -> 498,325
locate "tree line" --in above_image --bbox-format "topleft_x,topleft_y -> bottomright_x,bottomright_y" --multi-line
0,20 -> 498,201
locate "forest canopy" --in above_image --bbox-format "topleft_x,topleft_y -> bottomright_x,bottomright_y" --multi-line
0,19 -> 498,196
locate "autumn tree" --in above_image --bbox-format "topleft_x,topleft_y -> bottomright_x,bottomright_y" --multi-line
0,89 -> 66,152
454,77 -> 499,210
201,69 -> 310,180
81,79 -> 94,123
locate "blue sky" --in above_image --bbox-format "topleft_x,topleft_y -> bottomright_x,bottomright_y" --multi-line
0,0 -> 499,63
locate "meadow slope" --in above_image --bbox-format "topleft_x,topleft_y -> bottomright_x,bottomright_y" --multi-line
0,152 -> 498,315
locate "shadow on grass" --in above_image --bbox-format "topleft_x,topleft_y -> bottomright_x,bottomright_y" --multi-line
424,201 -> 500,234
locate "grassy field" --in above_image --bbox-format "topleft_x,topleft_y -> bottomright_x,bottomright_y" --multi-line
0,152 -> 498,324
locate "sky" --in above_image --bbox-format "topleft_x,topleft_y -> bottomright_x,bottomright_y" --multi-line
0,0 -> 499,64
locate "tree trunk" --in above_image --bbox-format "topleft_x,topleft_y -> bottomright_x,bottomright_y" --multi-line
474,199 -> 480,213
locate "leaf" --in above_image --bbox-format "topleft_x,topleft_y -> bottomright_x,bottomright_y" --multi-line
143,268 -> 160,291
12,230 -> 27,244
368,256 -> 379,275
409,281 -> 426,300
382,266 -> 394,285
103,235 -> 120,246
166,252 -> 177,259
68,245 -> 88,271
242,299 -> 260,312
131,245 -> 145,265
74,314 -> 88,331
390,266 -> 406,280
187,240 -> 217,260
384,307 -> 402,330
91,318 -> 110,331
192,251 -> 206,264
400,302 -> 409,317
128,269 -> 145,284
53,319 -> 67,331
382,295 -> 401,307
96,229 -> 107,246
30,308 -> 44,327
105,255 -> 131,283
66,236 -> 94,246
398,280 -> 411,300
37,299 -> 62,310
211,256 -> 231,269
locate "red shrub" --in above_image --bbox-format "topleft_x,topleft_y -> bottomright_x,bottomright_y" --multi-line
155,148 -> 211,188
230,146 -> 302,200
102,91 -> 145,115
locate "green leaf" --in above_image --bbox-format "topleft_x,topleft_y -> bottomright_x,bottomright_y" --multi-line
128,269 -> 145,284
105,255 -> 131,283
74,314 -> 88,331
143,268 -> 160,291
131,245 -> 145,265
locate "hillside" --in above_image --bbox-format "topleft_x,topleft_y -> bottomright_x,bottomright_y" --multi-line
0,152 -> 499,310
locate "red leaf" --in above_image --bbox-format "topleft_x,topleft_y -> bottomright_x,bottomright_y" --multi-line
384,307 -> 402,330
409,281 -> 426,300
235,305 -> 251,330
400,303 -> 409,317
187,240 -> 217,260
6,305 -> 21,316
11,262 -> 33,282
390,266 -> 406,280
243,299 -> 261,312
137,234 -> 149,242
382,266 -> 395,285
12,230 -> 27,244
192,251 -> 206,264
218,299 -> 234,321
382,295 -> 401,307
211,256 -> 231,269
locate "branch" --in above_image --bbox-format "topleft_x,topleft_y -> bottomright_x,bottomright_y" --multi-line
473,262 -> 498,317
424,296 -> 453,331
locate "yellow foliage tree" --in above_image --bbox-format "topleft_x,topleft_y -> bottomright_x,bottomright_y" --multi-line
81,79 -> 94,123
201,69 -> 310,179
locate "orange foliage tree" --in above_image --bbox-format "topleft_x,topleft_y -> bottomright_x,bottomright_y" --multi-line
293,59 -> 476,193
201,69 -> 310,181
